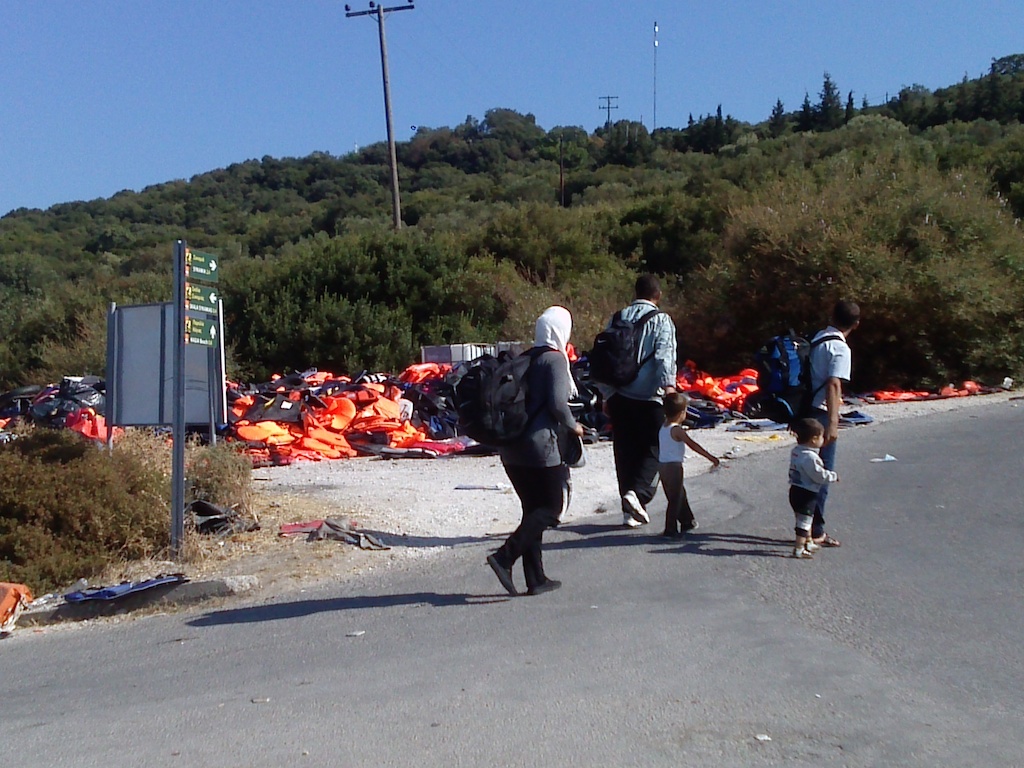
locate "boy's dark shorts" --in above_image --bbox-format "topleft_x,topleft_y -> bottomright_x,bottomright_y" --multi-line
789,485 -> 818,515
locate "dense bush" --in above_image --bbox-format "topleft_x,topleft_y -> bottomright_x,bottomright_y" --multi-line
0,429 -> 253,593
677,126 -> 1024,389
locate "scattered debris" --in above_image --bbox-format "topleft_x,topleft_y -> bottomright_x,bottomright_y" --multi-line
279,518 -> 390,550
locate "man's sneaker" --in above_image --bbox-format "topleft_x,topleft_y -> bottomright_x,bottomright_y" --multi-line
791,546 -> 813,559
623,514 -> 643,528
684,519 -> 699,532
621,491 -> 650,524
804,539 -> 821,553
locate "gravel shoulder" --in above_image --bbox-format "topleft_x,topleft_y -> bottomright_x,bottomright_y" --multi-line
184,390 -> 1020,597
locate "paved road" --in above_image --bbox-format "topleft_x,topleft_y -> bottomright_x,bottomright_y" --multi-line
3,401 -> 1022,767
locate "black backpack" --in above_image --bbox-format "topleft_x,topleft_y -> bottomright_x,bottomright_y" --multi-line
589,308 -> 662,387
743,332 -> 843,423
455,349 -> 543,446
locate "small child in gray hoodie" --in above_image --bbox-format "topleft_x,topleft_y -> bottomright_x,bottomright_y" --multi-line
788,418 -> 839,558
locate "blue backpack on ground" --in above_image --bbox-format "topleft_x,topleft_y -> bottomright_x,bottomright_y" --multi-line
455,350 -> 542,446
744,332 -> 842,423
589,308 -> 662,387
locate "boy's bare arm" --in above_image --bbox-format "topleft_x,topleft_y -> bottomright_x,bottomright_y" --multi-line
682,432 -> 720,467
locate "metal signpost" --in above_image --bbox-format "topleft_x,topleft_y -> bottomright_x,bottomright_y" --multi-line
172,241 -> 221,556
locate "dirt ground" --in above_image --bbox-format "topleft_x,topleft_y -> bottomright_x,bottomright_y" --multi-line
95,390 -> 1020,603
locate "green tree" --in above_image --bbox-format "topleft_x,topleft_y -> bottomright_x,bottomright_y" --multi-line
768,99 -> 787,138
797,92 -> 815,132
817,72 -> 844,130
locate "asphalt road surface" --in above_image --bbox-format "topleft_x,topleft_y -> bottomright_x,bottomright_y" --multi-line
3,401 -> 1022,767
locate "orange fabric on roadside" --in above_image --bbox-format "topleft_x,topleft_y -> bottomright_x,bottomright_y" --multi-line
303,371 -> 335,387
304,425 -> 358,456
231,394 -> 256,420
679,364 -> 758,411
326,397 -> 358,431
296,436 -> 343,460
1,582 -> 34,632
399,363 -> 451,384
871,390 -> 932,401
235,421 -> 296,445
388,422 -> 430,448
370,397 -> 401,420
939,380 -> 981,397
65,408 -> 122,442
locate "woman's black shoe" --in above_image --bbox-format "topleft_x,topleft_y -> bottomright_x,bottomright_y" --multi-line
526,579 -> 562,596
486,554 -> 518,596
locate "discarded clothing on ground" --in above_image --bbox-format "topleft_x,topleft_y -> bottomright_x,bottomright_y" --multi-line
63,574 -> 188,603
278,518 -> 390,549
188,499 -> 260,535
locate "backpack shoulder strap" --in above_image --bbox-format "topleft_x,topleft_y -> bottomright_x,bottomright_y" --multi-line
809,333 -> 844,349
635,309 -> 666,369
635,308 -> 663,327
806,333 -> 846,399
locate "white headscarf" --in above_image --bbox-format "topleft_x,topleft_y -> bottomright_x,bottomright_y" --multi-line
534,305 -> 578,398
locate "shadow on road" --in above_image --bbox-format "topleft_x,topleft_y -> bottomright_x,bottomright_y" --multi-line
187,591 -> 509,627
652,532 -> 792,558
549,525 -> 791,558
371,531 -> 496,549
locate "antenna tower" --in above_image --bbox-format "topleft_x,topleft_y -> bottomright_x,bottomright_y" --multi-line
653,20 -> 659,131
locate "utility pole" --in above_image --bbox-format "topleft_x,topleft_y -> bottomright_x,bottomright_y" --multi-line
345,1 -> 414,230
558,133 -> 565,207
599,95 -> 619,128
653,21 -> 659,131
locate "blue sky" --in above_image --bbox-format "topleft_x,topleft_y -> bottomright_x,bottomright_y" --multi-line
2,0 -> 1022,216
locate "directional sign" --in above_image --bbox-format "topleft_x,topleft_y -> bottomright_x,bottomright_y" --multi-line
185,282 -> 219,315
184,314 -> 217,347
184,248 -> 219,283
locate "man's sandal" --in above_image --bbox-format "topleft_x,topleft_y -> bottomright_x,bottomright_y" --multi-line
815,534 -> 841,547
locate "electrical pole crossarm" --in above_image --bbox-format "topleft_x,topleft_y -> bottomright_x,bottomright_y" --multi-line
345,3 -> 414,17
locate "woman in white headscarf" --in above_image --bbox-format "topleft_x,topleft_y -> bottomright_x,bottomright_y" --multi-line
486,306 -> 584,597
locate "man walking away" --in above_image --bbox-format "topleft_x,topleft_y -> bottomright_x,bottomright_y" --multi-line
603,274 -> 678,528
808,299 -> 861,548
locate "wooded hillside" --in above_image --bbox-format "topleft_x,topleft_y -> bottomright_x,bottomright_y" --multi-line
3,59 -> 1024,392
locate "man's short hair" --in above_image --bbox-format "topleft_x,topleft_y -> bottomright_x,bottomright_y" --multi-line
635,274 -> 661,300
663,392 -> 690,420
791,417 -> 824,445
832,300 -> 861,330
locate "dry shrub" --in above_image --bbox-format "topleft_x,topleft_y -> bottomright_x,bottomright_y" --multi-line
0,426 -> 254,593
0,428 -> 168,592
